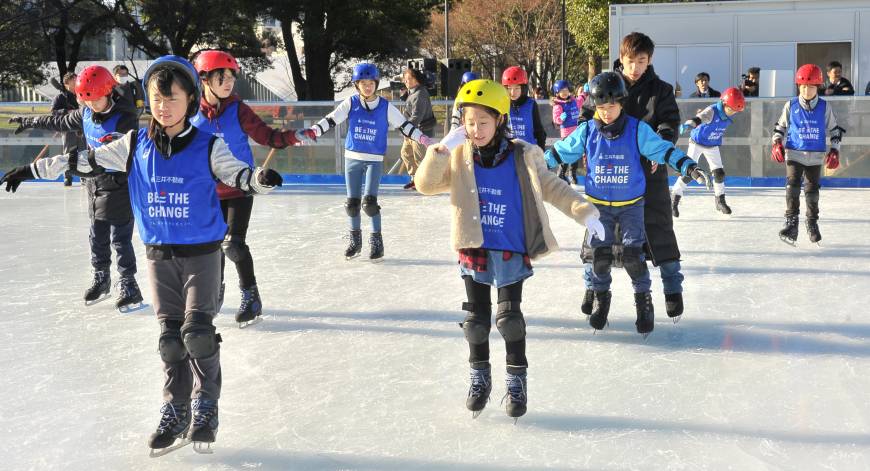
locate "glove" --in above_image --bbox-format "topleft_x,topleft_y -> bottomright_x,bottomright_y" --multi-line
0,165 -> 36,193
418,135 -> 434,147
559,112 -> 567,122
543,148 -> 560,169
583,214 -> 606,243
309,126 -> 323,138
824,148 -> 839,170
678,120 -> 694,135
256,168 -> 283,187
771,141 -> 785,163
294,128 -> 317,145
688,165 -> 713,191
8,117 -> 33,135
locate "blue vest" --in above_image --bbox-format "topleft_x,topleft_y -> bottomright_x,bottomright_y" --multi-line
559,98 -> 580,128
190,101 -> 254,166
785,97 -> 827,152
345,96 -> 389,155
691,102 -> 733,147
83,107 -> 122,149
584,117 -> 646,202
473,151 -> 526,253
128,128 -> 228,245
509,99 -> 537,145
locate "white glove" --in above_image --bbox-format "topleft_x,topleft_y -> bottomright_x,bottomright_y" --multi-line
583,214 -> 606,243
310,126 -> 323,138
439,126 -> 467,151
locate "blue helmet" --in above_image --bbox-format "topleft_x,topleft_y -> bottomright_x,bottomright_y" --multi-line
142,55 -> 201,116
552,79 -> 572,95
460,71 -> 480,85
352,63 -> 380,82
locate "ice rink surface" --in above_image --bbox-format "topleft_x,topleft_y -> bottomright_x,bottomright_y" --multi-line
1,183 -> 870,470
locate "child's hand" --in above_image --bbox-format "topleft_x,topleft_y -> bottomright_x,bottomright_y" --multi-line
771,142 -> 785,163
824,148 -> 840,170
431,143 -> 450,157
688,166 -> 713,190
583,214 -> 605,243
559,112 -> 568,122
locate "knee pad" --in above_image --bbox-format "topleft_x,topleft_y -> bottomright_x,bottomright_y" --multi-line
495,301 -> 526,342
345,198 -> 361,217
221,235 -> 250,263
362,195 -> 380,217
712,168 -> 725,183
181,312 -> 221,359
622,246 -> 649,278
158,320 -> 186,363
460,302 -> 491,345
592,246 -> 613,275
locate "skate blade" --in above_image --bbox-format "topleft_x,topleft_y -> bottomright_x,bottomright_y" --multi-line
370,257 -> 384,264
671,315 -> 682,324
192,441 -> 214,454
345,253 -> 361,261
513,418 -> 519,425
640,332 -> 651,340
149,438 -> 191,458
472,410 -> 483,419
84,293 -> 111,306
118,302 -> 148,314
779,236 -> 797,247
238,316 -> 263,329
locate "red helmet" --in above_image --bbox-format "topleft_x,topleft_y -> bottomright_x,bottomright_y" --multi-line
75,65 -> 117,101
193,50 -> 240,74
501,66 -> 528,86
795,64 -> 823,85
720,87 -> 745,111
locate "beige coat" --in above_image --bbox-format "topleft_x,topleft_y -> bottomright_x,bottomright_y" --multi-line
415,139 -> 598,260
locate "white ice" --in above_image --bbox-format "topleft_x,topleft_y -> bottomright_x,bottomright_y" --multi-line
2,183 -> 870,470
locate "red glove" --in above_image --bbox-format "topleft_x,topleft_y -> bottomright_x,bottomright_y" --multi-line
824,148 -> 840,170
771,142 -> 785,163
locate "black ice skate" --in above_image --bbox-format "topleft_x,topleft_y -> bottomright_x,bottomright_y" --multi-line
148,402 -> 191,458
116,275 -> 145,313
589,290 -> 611,331
671,194 -> 681,218
501,369 -> 527,423
236,284 -> 262,328
466,365 -> 492,419
84,270 -> 111,306
634,291 -> 655,339
369,231 -> 384,262
581,289 -> 594,316
189,398 -> 219,454
665,292 -> 683,323
779,216 -> 799,246
344,230 -> 362,260
715,194 -> 732,215
806,219 -> 822,245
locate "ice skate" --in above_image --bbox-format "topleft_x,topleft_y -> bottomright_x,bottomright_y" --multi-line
501,369 -> 527,423
369,231 -> 384,262
116,275 -> 145,313
779,216 -> 799,246
83,270 -> 110,306
589,290 -> 611,332
344,230 -> 362,260
236,284 -> 262,328
466,365 -> 492,419
806,219 -> 822,246
715,194 -> 732,215
148,402 -> 190,458
189,398 -> 218,454
635,291 -> 655,339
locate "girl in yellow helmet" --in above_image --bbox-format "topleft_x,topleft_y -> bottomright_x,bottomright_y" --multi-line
414,79 -> 604,422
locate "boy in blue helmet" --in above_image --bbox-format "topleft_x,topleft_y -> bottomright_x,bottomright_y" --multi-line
1,55 -> 284,455
544,72 -> 709,337
308,63 -> 433,261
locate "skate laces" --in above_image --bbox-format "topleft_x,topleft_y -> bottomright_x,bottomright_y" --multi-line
503,373 -> 527,404
156,402 -> 185,432
118,276 -> 136,296
468,368 -> 491,397
239,287 -> 258,310
191,399 -> 217,427
369,233 -> 383,250
91,271 -> 109,288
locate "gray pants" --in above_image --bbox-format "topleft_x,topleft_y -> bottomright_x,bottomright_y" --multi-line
147,250 -> 222,403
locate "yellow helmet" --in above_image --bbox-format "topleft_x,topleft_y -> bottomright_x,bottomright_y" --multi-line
455,79 -> 510,116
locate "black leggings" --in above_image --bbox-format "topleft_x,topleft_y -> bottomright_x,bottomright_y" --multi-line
785,161 -> 821,219
463,276 -> 527,369
220,196 -> 256,288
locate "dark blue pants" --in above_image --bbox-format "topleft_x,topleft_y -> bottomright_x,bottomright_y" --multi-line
90,218 -> 137,276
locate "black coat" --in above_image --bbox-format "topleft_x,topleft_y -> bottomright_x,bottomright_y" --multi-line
689,88 -> 721,98
50,90 -> 86,154
580,62 -> 682,265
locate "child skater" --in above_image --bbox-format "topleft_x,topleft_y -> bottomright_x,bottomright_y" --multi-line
190,49 -> 315,326
551,79 -> 584,183
671,87 -> 745,216
771,64 -> 844,245
307,63 -> 433,261
501,66 -> 547,151
1,55 -> 284,455
415,79 -> 604,421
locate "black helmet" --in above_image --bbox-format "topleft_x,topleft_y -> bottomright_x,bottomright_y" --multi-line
588,72 -> 628,106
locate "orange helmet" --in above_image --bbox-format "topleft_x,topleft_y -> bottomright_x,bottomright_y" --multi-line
795,64 -> 823,85
75,65 -> 117,101
501,66 -> 528,86
720,87 -> 745,111
193,50 -> 240,74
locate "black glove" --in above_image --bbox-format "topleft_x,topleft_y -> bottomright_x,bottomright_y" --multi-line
257,168 -> 283,187
0,166 -> 36,193
8,117 -> 33,135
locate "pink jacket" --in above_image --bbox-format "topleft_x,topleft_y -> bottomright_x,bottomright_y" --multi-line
552,96 -> 585,138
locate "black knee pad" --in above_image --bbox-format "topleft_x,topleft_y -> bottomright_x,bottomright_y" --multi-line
495,301 -> 526,342
622,246 -> 649,279
181,312 -> 221,359
345,197 -> 361,217
158,320 -> 186,363
362,195 -> 380,217
460,302 -> 491,345
592,246 -> 613,275
221,235 -> 250,263
712,168 -> 725,183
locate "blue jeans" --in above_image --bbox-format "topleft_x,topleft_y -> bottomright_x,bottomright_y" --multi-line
588,202 -> 650,293
459,251 -> 533,288
345,158 -> 383,232
90,218 -> 136,276
583,259 -> 683,294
